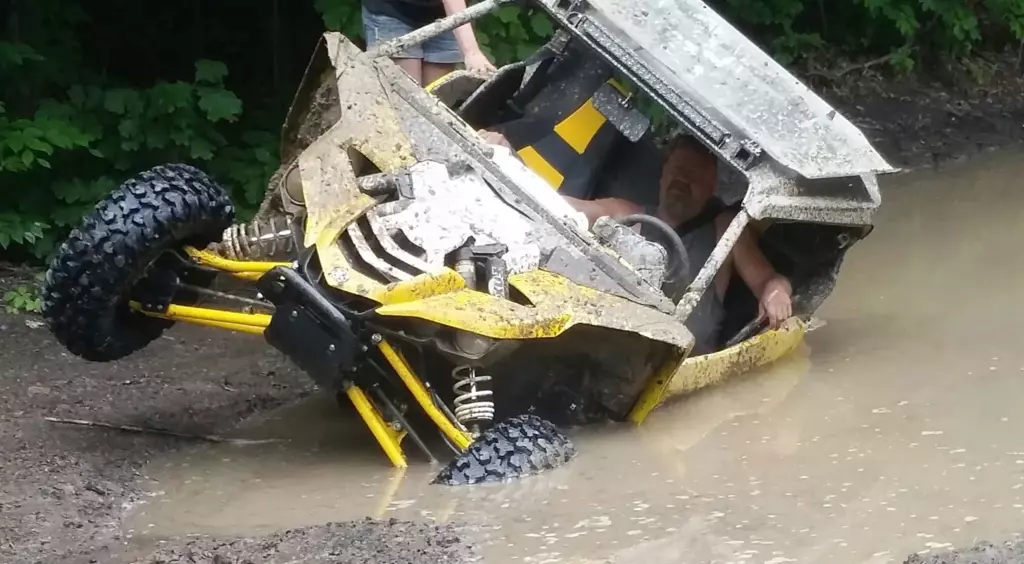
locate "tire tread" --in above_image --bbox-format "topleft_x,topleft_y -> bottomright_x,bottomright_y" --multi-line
41,163 -> 234,362
433,414 -> 577,486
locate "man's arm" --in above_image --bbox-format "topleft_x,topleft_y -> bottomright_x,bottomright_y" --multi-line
715,212 -> 792,328
562,196 -> 644,227
476,129 -> 644,226
440,0 -> 496,73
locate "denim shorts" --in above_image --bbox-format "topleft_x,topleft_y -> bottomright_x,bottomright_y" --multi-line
362,7 -> 463,64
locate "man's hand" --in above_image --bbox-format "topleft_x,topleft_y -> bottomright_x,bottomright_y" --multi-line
464,50 -> 497,74
758,275 -> 793,329
478,129 -> 511,149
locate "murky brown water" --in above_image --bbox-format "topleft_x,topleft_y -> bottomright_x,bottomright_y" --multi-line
125,150 -> 1024,563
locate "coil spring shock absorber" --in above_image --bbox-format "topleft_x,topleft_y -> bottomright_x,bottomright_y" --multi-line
213,215 -> 296,260
451,365 -> 494,435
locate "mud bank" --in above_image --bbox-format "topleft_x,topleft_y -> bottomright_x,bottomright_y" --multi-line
128,519 -> 468,564
814,53 -> 1024,171
905,538 -> 1024,564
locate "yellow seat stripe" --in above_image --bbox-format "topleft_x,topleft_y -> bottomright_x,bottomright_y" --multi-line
554,99 -> 607,154
517,145 -> 565,190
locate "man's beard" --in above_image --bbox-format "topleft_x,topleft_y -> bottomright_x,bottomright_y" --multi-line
660,180 -> 693,224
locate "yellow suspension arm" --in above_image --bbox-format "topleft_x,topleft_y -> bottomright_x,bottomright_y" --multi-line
377,339 -> 472,451
130,302 -> 271,335
183,246 -> 292,281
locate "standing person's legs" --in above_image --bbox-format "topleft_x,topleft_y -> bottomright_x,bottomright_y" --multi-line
361,7 -> 425,84
421,29 -> 465,87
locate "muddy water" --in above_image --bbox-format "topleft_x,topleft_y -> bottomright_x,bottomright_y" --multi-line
126,150 -> 1024,563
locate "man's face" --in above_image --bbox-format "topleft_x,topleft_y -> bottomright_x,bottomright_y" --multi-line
658,142 -> 717,225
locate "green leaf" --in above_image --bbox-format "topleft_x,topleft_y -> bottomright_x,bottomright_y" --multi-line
195,60 -> 229,84
103,89 -> 142,115
6,132 -> 25,152
150,82 -> 193,112
496,6 -> 520,24
315,0 -> 360,34
117,117 -> 140,139
0,232 -> 9,248
52,204 -> 91,226
516,43 -> 536,60
68,85 -> 86,108
145,127 -> 170,150
530,12 -> 554,37
43,124 -> 75,149
24,136 -> 53,155
21,151 -> 35,167
197,87 -> 243,122
189,137 -> 215,160
507,21 -> 529,42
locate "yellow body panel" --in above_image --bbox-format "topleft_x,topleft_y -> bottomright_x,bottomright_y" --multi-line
300,39 -> 420,249
423,70 -> 487,106
627,317 -> 807,424
376,269 -> 692,349
317,227 -> 469,306
379,288 -> 572,339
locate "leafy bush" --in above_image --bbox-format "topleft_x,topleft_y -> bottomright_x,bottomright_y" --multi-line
0,2 -> 279,263
313,0 -> 556,65
3,275 -> 44,314
713,0 -> 1024,69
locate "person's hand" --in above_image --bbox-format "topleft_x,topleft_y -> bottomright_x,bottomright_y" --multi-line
758,276 -> 793,329
464,49 -> 497,74
477,129 -> 511,149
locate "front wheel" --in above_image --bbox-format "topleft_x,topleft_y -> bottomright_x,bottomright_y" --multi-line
433,414 -> 577,486
41,163 -> 235,362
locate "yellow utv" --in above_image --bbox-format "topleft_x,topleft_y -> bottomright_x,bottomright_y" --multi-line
40,0 -> 897,485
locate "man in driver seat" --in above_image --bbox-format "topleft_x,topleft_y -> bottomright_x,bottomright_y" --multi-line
644,136 -> 792,354
481,130 -> 793,354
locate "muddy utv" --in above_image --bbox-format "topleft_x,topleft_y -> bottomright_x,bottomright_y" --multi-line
40,0 -> 896,484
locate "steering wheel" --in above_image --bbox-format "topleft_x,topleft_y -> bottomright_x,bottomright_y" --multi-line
615,214 -> 690,287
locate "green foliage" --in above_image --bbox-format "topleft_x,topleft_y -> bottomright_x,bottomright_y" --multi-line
313,1 -> 556,66
0,3 -> 279,262
715,0 -> 1024,70
3,284 -> 42,314
472,6 -> 556,65
315,0 -> 366,39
